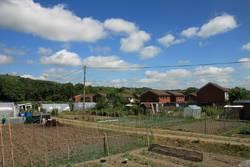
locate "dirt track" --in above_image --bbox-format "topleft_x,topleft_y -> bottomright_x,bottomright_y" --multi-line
58,118 -> 250,148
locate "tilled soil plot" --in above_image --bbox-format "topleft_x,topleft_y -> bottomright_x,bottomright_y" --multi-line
0,124 -> 141,166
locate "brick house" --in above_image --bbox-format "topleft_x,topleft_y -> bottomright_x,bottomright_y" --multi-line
140,90 -> 170,113
140,90 -> 170,103
197,82 -> 229,105
166,91 -> 185,103
73,93 -> 107,102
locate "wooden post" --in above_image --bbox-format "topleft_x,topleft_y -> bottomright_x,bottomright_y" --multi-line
43,125 -> 48,167
103,133 -> 109,156
82,65 -> 86,114
8,123 -> 15,167
0,125 -> 5,167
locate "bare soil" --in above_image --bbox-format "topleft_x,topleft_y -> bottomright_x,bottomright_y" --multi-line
78,148 -> 245,167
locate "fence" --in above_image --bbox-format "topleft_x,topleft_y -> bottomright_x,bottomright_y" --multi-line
0,122 -> 148,167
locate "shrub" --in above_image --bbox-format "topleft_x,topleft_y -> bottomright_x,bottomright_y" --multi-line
51,109 -> 59,116
239,126 -> 250,135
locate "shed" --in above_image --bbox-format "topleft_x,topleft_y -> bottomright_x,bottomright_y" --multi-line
233,100 -> 250,120
183,105 -> 201,119
0,102 -> 18,118
41,103 -> 70,113
222,105 -> 244,119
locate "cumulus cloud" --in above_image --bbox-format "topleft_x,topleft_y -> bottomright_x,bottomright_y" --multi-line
181,27 -> 199,38
104,18 -> 137,34
239,57 -> 250,68
139,46 -> 161,59
120,31 -> 151,52
197,14 -> 237,38
40,49 -> 82,66
194,66 -> 234,75
0,0 -> 106,42
0,54 -> 13,64
180,14 -> 237,39
158,34 -> 185,47
138,66 -> 235,89
242,43 -> 250,51
83,55 -> 139,70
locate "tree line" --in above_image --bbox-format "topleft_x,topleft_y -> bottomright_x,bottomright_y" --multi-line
0,74 -> 249,103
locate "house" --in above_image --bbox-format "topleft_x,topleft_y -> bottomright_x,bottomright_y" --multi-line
73,93 -> 107,103
166,91 -> 185,103
140,90 -> 170,113
185,92 -> 197,103
196,82 -> 229,105
233,100 -> 250,120
141,90 -> 170,103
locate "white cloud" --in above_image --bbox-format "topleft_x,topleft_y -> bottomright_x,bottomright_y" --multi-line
197,14 -> 237,38
120,31 -> 151,52
239,57 -> 250,68
158,34 -> 185,47
104,18 -> 137,34
21,74 -> 48,80
0,0 -> 105,42
139,46 -> 161,59
138,66 -> 235,89
40,49 -> 82,66
181,27 -> 199,38
242,43 -> 250,51
83,55 -> 139,69
38,47 -> 53,56
0,54 -> 13,64
194,66 -> 234,76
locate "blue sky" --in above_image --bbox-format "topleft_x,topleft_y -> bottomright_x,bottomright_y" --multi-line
0,0 -> 250,89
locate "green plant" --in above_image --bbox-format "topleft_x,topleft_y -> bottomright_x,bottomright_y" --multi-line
51,109 -> 59,116
239,126 -> 250,135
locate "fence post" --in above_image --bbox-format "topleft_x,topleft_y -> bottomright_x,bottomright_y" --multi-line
103,133 -> 109,156
204,110 -> 207,135
0,124 -> 5,167
8,122 -> 15,167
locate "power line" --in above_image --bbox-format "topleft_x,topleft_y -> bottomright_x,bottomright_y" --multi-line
87,60 -> 250,70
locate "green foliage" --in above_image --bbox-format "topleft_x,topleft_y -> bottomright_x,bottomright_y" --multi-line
202,106 -> 223,117
184,87 -> 198,95
229,87 -> 250,102
239,126 -> 250,135
96,97 -> 108,109
51,109 -> 59,116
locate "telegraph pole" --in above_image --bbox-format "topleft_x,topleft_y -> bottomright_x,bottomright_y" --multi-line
82,65 -> 86,114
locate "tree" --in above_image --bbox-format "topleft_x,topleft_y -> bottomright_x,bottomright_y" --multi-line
229,87 -> 250,103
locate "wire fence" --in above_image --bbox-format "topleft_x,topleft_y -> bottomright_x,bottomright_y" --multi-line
0,123 -> 148,167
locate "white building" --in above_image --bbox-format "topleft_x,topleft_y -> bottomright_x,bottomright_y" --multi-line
0,102 -> 18,118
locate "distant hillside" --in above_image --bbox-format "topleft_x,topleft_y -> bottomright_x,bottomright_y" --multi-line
0,74 -> 148,102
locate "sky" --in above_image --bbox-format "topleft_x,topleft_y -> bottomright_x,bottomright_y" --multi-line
0,0 -> 250,89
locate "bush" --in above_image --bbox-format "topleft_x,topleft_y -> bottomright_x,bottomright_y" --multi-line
239,126 -> 250,135
202,106 -> 223,117
51,109 -> 59,116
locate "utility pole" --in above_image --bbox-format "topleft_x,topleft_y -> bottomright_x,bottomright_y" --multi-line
82,65 -> 86,114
